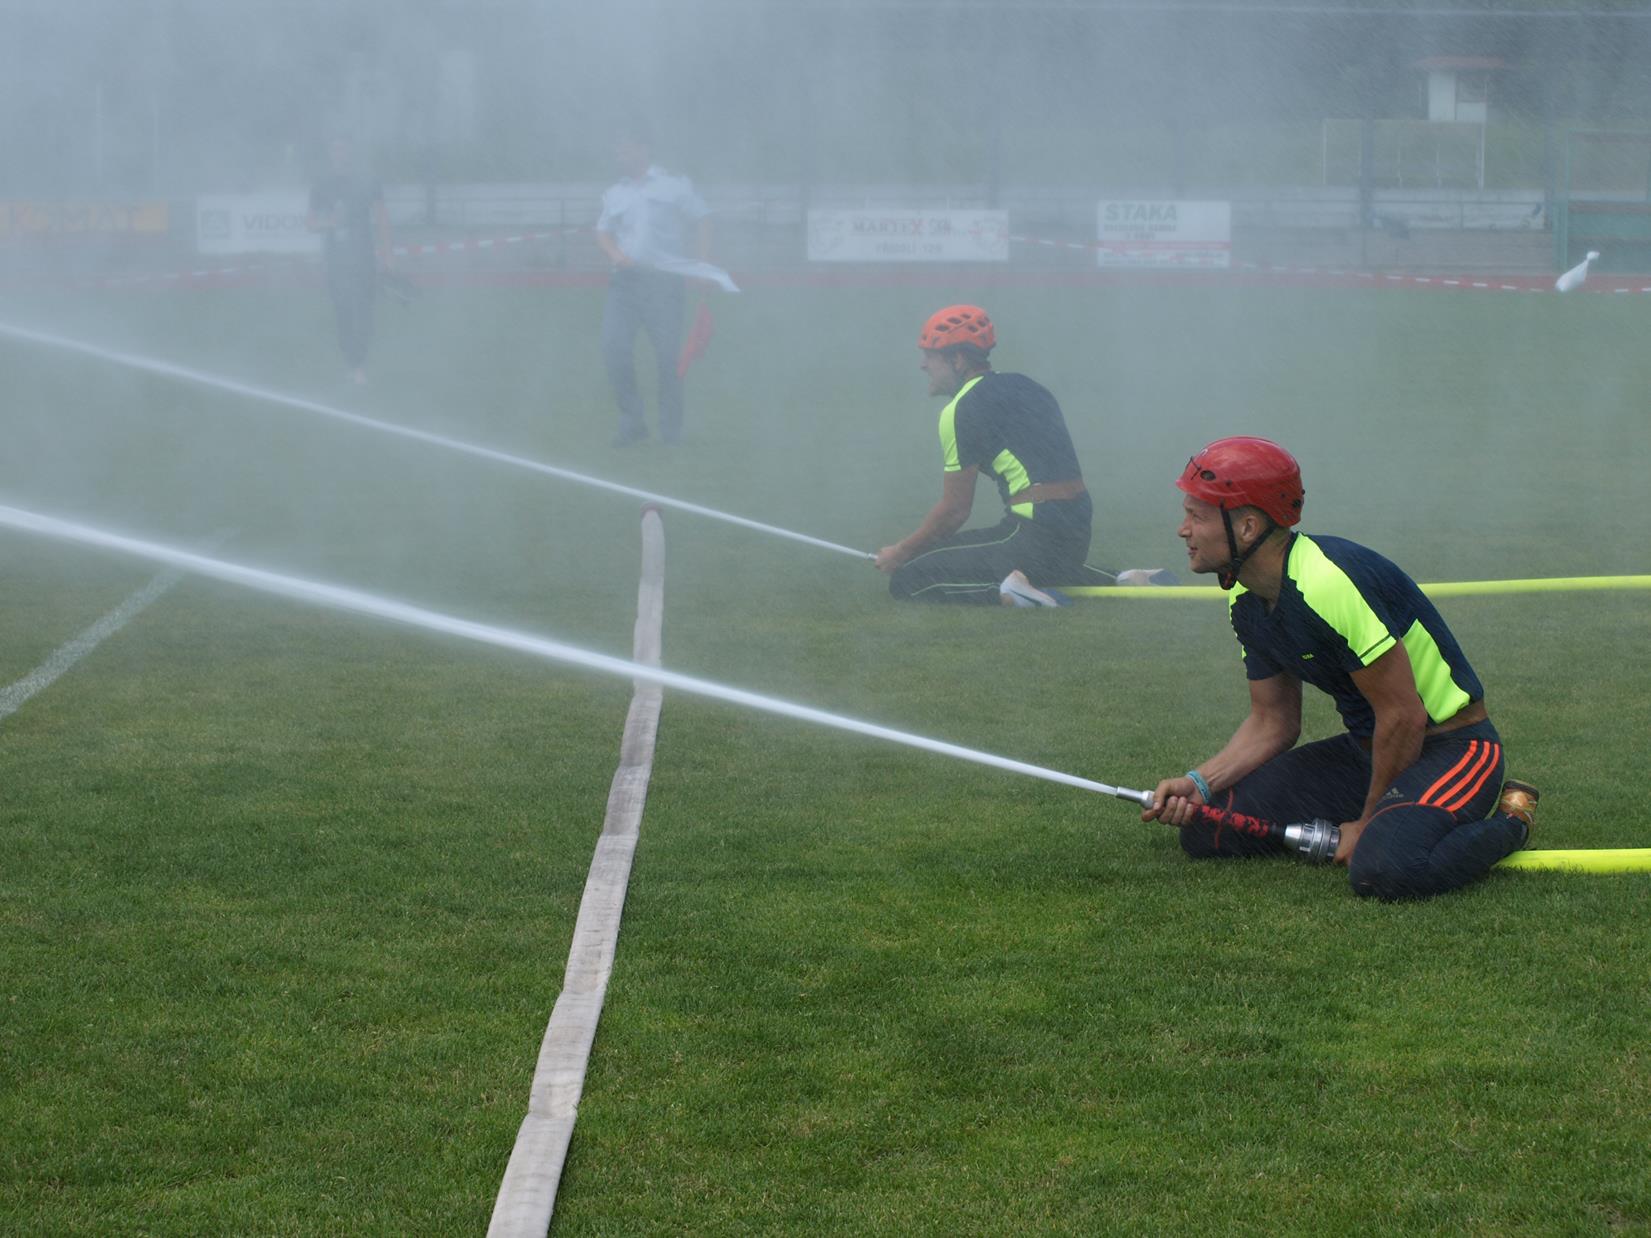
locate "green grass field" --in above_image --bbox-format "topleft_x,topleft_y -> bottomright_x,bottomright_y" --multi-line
2,276 -> 1649,1234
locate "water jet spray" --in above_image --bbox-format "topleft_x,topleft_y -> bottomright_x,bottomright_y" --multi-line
0,321 -> 874,562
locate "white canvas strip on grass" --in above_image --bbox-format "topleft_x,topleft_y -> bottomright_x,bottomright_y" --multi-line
488,507 -> 665,1237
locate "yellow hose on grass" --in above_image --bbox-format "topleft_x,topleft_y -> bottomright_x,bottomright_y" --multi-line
1066,575 -> 1651,600
1496,848 -> 1651,874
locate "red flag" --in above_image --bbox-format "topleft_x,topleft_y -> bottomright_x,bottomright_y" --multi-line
677,301 -> 715,379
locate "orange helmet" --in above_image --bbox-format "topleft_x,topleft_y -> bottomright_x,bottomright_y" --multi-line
1176,436 -> 1303,590
918,305 -> 995,353
1176,437 -> 1304,528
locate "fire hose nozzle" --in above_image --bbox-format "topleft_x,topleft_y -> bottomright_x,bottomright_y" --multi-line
1282,819 -> 1340,864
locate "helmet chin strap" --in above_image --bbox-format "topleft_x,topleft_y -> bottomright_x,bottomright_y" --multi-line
1217,507 -> 1274,591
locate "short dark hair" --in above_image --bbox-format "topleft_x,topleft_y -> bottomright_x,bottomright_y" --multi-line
945,343 -> 992,367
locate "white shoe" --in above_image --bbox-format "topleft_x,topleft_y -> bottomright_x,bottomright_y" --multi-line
1116,568 -> 1179,587
1000,570 -> 1062,608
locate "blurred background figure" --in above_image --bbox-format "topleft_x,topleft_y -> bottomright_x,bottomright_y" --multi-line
594,118 -> 712,447
307,135 -> 392,385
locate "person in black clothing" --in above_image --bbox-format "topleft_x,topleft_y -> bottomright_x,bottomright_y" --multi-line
307,136 -> 392,384
875,305 -> 1108,606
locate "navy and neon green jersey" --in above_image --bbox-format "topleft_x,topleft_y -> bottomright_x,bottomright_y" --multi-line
938,371 -> 1085,522
1228,533 -> 1483,737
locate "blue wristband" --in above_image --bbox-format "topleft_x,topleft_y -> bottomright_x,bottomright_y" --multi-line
1185,769 -> 1212,802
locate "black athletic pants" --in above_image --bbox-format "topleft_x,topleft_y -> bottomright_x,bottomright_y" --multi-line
327,261 -> 376,370
889,509 -> 1095,604
1181,719 -> 1526,900
602,268 -> 686,442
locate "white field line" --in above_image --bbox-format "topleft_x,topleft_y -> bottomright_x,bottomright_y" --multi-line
0,529 -> 233,724
488,508 -> 666,1238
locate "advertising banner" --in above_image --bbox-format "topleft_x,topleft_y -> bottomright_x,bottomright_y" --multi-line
0,200 -> 169,239
1096,201 -> 1231,269
196,194 -> 319,255
807,209 -> 1008,263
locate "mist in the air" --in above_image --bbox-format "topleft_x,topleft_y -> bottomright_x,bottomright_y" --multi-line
2,1 -> 1649,646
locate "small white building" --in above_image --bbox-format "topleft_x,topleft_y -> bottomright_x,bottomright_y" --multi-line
1419,56 -> 1504,125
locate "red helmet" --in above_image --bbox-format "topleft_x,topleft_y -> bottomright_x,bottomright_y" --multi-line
1176,437 -> 1304,528
918,305 -> 995,353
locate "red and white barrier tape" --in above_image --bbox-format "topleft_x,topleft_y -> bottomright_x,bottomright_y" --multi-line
13,221 -> 1647,295
392,226 -> 584,260
1007,231 -> 1651,295
57,226 -> 588,291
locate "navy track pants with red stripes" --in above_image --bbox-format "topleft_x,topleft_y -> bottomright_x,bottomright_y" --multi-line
1181,720 -> 1526,900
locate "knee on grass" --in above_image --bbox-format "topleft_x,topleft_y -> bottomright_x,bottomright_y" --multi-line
1348,850 -> 1435,901
1179,825 -> 1223,859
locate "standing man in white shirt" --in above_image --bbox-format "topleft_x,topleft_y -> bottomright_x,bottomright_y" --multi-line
594,120 -> 713,447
